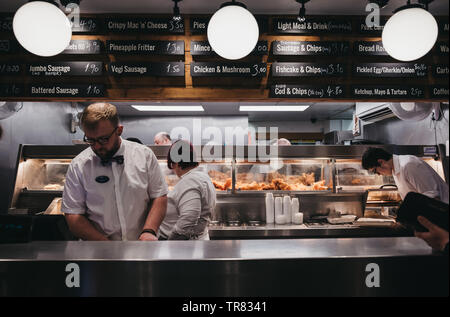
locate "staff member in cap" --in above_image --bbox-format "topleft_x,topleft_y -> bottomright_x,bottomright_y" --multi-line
158,140 -> 216,240
62,103 -> 168,241
362,147 -> 449,204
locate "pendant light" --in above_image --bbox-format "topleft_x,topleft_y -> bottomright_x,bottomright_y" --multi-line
172,0 -> 182,22
296,0 -> 310,23
382,0 -> 438,61
207,0 -> 259,60
13,1 -> 72,57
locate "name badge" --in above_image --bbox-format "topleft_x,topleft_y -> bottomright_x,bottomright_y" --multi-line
95,176 -> 110,183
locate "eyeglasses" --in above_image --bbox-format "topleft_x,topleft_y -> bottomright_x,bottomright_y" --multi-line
368,167 -> 380,175
83,127 -> 118,145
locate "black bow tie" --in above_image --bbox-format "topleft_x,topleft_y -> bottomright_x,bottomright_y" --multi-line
101,155 -> 124,166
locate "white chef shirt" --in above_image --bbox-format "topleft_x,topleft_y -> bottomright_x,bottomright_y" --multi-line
392,154 -> 449,204
158,167 -> 216,240
62,138 -> 168,240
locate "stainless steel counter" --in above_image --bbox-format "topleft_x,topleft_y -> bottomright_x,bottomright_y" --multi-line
0,238 -> 447,296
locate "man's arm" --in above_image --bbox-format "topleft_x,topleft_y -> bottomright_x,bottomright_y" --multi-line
404,162 -> 440,199
415,216 -> 449,252
65,214 -> 109,241
139,195 -> 167,241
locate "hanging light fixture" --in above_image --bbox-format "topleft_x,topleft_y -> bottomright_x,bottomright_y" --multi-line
172,0 -> 182,22
382,0 -> 438,61
207,0 -> 259,60
296,0 -> 310,23
368,0 -> 390,9
13,1 -> 72,57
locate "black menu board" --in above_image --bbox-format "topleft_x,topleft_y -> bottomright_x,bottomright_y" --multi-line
27,62 -> 103,77
272,41 -> 350,56
0,40 -> 19,54
273,18 -> 352,34
436,42 -> 449,55
430,86 -> 449,99
353,63 -> 427,78
0,63 -> 21,75
0,16 -> 13,32
0,84 -> 23,97
354,41 -> 388,56
270,84 -> 345,98
30,84 -> 105,97
106,40 -> 184,55
71,17 -> 101,33
351,86 -> 425,99
190,41 -> 268,56
357,17 -> 387,34
432,64 -> 449,78
62,40 -> 102,55
190,16 -> 267,34
439,19 -> 449,35
106,17 -> 184,34
109,62 -> 185,77
191,62 -> 267,77
272,63 -> 346,77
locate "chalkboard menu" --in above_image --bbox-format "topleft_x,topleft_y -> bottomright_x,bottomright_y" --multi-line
62,40 -> 102,54
430,86 -> 449,99
272,63 -> 346,77
0,16 -> 12,32
106,40 -> 184,55
71,17 -> 101,33
191,62 -> 267,77
0,84 -> 23,97
106,17 -> 184,34
0,40 -> 18,54
353,63 -> 427,78
439,19 -> 449,35
272,41 -> 349,56
436,42 -> 449,55
273,18 -> 352,34
357,17 -> 387,34
190,16 -> 268,34
0,63 -> 21,75
27,62 -> 103,77
190,41 -> 268,56
109,62 -> 184,77
351,86 -> 425,99
30,84 -> 105,97
354,41 -> 388,56
432,65 -> 449,78
270,84 -> 345,98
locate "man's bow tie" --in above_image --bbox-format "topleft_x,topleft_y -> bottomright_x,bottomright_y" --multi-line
101,155 -> 124,166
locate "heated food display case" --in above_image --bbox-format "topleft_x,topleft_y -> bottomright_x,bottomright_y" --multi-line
9,144 -> 448,239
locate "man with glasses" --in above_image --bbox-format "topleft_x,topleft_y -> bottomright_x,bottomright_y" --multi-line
62,103 -> 168,241
362,147 -> 448,204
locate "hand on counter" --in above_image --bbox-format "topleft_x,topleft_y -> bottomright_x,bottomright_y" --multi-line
415,216 -> 449,252
139,232 -> 158,241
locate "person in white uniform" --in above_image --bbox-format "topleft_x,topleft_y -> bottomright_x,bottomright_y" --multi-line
362,147 -> 449,204
158,140 -> 216,240
62,103 -> 168,241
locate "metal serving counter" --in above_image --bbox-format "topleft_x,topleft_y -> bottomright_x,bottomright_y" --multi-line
0,238 -> 447,296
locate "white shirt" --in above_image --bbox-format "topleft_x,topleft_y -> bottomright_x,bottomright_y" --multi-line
392,154 -> 449,204
62,139 -> 168,240
158,167 -> 216,240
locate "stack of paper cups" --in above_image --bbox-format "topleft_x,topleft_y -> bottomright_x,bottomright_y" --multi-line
291,198 -> 299,223
274,197 -> 284,224
265,193 -> 274,224
283,196 -> 291,224
293,212 -> 303,224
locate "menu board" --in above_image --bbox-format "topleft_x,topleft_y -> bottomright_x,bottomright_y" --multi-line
0,16 -> 13,32
272,41 -> 350,56
29,84 -> 105,97
430,86 -> 449,99
0,40 -> 19,54
0,84 -> 23,97
272,63 -> 346,77
432,65 -> 449,78
62,40 -> 102,55
273,18 -> 352,34
439,19 -> 449,35
354,41 -> 388,56
109,62 -> 184,77
106,17 -> 184,34
27,62 -> 103,77
0,63 -> 21,75
191,62 -> 267,77
353,63 -> 427,78
351,86 -> 425,99
436,42 -> 449,55
71,17 -> 101,33
190,41 -> 268,56
190,16 -> 267,34
106,40 -> 184,55
270,84 -> 345,98
357,17 -> 387,34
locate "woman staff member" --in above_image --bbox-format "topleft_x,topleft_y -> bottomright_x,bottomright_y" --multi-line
158,140 -> 216,240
